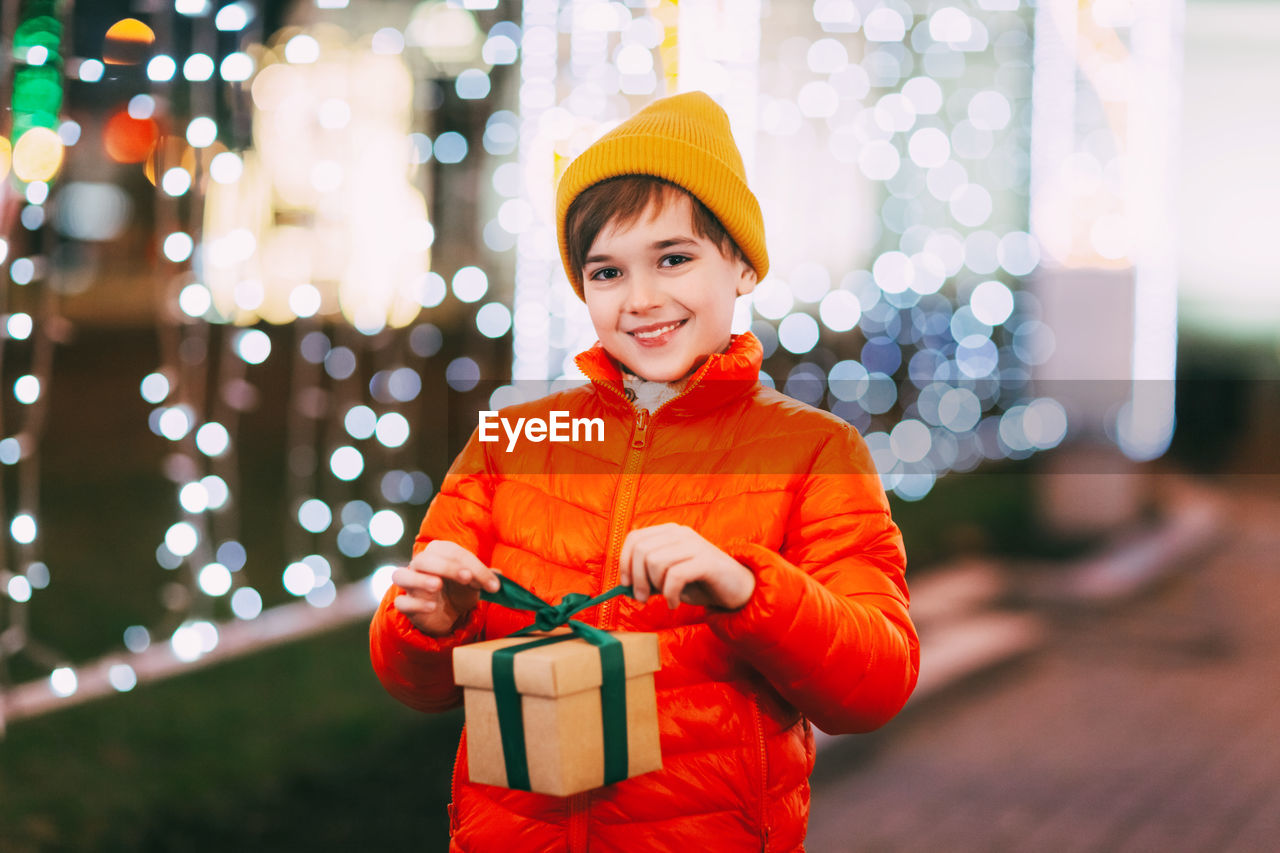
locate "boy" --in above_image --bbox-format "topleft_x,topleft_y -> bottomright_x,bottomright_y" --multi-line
370,91 -> 919,852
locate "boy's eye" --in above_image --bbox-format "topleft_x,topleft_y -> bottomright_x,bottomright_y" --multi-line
588,267 -> 621,281
660,254 -> 691,268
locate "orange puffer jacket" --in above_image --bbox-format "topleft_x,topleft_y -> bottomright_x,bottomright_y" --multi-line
370,332 -> 919,852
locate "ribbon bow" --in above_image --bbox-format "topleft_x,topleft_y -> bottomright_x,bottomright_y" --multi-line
478,575 -> 635,792
484,577 -> 632,637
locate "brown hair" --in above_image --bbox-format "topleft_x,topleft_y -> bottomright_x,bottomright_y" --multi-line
564,175 -> 747,280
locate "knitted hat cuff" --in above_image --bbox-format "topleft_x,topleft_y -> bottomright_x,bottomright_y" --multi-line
556,134 -> 769,297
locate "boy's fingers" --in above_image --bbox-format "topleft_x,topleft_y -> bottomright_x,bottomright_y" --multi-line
394,594 -> 437,615
639,541 -> 690,603
392,568 -> 440,598
661,562 -> 696,610
620,527 -> 661,584
408,546 -> 500,592
628,541 -> 652,602
451,548 -> 501,592
619,537 -> 632,587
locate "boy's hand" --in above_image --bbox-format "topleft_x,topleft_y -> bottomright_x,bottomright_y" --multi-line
619,523 -> 755,611
391,540 -> 501,637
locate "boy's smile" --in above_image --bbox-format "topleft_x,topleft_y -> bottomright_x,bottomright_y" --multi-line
582,191 -> 757,384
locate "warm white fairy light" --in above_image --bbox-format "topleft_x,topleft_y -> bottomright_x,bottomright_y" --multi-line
234,329 -> 271,364
148,55 -> 177,82
179,283 -> 211,316
329,446 -> 364,481
185,117 -> 218,148
165,522 -> 199,557
170,623 -> 205,662
230,587 -> 263,619
195,422 -> 230,456
175,0 -> 211,17
49,667 -> 77,697
374,412 -> 410,448
127,94 -> 156,119
368,565 -> 396,600
298,499 -> 332,533
108,664 -> 138,692
8,575 -> 33,603
343,405 -> 376,440
208,151 -> 243,184
179,482 -> 209,513
0,439 -> 22,465
26,181 -> 49,204
162,167 -> 193,197
368,510 -> 404,547
220,52 -> 255,82
79,58 -> 104,82
163,232 -> 194,262
201,475 -> 229,509
13,375 -> 40,404
158,406 -> 193,440
183,53 -> 215,82
11,258 -> 35,284
282,561 -> 315,596
197,563 -> 233,597
215,2 -> 254,32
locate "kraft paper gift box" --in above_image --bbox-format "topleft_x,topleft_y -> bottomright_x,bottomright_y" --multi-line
452,628 -> 662,797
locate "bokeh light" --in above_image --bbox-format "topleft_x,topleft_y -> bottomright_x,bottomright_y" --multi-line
104,18 -> 155,65
13,127 -> 64,181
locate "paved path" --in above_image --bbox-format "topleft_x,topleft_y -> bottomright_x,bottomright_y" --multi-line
807,479 -> 1280,852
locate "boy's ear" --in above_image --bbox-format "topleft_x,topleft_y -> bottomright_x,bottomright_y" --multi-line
735,262 -> 758,296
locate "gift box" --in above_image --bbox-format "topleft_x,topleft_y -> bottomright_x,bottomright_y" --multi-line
453,628 -> 662,797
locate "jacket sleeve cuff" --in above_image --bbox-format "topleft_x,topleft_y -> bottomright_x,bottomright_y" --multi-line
703,539 -> 919,734
387,591 -> 486,653
369,586 -> 486,713
704,541 -> 813,649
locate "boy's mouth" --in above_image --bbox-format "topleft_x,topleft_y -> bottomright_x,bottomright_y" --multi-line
628,319 -> 688,343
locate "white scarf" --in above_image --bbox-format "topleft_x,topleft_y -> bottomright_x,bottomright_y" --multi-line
621,371 -> 687,412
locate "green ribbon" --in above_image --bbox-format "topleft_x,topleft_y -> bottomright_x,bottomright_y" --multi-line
480,575 -> 634,792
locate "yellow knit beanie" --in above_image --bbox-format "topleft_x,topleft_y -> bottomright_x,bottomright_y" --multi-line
555,90 -> 769,299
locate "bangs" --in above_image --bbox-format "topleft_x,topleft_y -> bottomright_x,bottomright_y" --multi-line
565,176 -> 744,278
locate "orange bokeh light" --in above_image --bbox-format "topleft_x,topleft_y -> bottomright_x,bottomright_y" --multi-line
104,18 -> 156,66
104,111 -> 160,163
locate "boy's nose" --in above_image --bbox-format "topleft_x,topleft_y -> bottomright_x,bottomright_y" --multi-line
623,274 -> 664,312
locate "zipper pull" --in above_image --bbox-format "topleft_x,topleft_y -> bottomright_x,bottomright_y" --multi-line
631,409 -> 650,449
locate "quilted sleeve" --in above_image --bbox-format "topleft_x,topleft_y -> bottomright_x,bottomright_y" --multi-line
706,425 -> 919,734
369,427 -> 496,712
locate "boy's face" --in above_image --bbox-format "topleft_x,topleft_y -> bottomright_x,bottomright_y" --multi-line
581,191 -> 757,384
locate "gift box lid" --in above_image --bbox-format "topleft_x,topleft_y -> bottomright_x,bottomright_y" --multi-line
453,629 -> 660,698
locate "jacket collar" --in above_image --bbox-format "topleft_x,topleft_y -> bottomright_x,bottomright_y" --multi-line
574,332 -> 764,415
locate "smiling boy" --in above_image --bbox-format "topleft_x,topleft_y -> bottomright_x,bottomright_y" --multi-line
371,91 -> 919,851
576,185 -> 755,385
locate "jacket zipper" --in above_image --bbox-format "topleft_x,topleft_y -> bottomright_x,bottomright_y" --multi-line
752,696 -> 770,851
600,406 -> 650,629
568,405 -> 649,853
598,364 -> 709,630
566,360 -> 721,850
569,790 -> 589,852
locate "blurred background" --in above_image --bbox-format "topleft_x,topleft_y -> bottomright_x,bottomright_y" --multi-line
0,0 -> 1276,850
